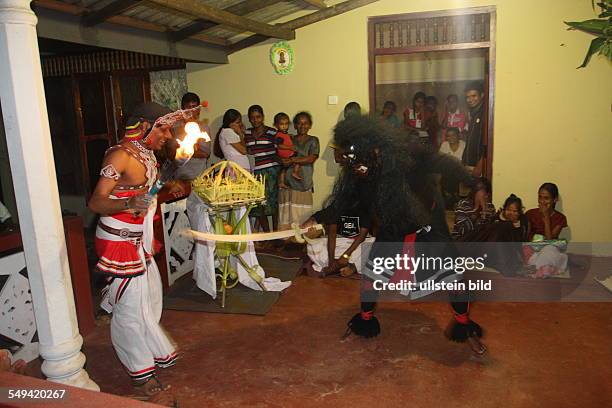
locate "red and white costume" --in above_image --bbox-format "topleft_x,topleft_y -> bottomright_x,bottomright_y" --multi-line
96,140 -> 177,383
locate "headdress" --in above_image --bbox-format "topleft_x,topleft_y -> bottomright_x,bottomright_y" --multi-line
122,102 -> 201,141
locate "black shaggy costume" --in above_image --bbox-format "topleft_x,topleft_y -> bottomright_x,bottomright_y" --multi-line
326,117 -> 484,343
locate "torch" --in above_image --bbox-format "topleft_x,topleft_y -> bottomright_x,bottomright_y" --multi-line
146,121 -> 211,197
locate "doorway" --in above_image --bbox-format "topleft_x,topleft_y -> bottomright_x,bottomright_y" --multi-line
45,71 -> 151,198
368,6 -> 496,184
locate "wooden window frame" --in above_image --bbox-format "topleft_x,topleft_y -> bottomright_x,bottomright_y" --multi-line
368,6 -> 496,182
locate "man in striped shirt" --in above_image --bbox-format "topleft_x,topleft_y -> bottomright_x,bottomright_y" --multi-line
245,105 -> 281,233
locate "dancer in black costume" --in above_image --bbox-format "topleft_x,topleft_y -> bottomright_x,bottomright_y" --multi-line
326,117 -> 486,355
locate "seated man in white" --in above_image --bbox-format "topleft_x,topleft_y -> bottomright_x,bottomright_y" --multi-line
304,205 -> 375,277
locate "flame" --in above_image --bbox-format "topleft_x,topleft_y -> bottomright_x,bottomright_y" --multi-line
176,122 -> 210,162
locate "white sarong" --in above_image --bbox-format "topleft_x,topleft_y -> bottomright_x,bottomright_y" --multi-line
307,236 -> 376,274
100,202 -> 177,382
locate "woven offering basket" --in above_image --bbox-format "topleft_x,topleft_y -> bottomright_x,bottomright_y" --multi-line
192,160 -> 266,209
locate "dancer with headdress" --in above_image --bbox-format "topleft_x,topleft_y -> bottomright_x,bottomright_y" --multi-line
89,102 -> 200,402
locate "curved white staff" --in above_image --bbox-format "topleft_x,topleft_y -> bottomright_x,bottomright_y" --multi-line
188,223 -> 324,244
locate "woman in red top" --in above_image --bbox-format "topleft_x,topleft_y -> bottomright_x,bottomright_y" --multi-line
525,183 -> 567,240
524,183 -> 568,277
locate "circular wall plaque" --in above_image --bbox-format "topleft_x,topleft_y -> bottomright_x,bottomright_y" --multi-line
270,41 -> 294,75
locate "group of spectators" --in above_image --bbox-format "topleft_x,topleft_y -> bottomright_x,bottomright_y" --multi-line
172,89 -> 567,279
380,82 -> 487,183
211,106 -> 319,241
450,180 -> 568,278
168,94 -> 320,252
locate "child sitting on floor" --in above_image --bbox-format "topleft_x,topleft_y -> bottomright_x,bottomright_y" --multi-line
524,183 -> 568,278
452,178 -> 496,239
459,194 -> 528,276
462,193 -> 529,242
497,194 -> 530,241
274,112 -> 300,189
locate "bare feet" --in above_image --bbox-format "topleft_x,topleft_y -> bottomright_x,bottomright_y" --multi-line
10,359 -> 27,375
340,264 -> 357,277
132,376 -> 177,407
320,266 -> 340,277
467,336 -> 487,356
278,182 -> 288,189
0,350 -> 10,372
531,265 -> 557,279
0,349 -> 27,375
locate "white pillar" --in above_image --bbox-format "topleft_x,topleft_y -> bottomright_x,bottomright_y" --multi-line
0,0 -> 98,391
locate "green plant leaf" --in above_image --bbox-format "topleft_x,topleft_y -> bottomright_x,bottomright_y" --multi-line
565,19 -> 607,35
578,37 -> 606,67
597,0 -> 612,8
596,2 -> 612,20
599,40 -> 612,58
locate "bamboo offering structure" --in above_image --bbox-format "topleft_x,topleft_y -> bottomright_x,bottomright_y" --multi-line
191,161 -> 267,307
192,160 -> 266,209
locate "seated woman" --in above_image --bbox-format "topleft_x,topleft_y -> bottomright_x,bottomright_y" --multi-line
304,205 -> 375,277
451,178 -> 496,239
524,183 -> 568,278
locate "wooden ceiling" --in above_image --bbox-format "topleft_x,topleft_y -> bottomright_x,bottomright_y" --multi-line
32,0 -> 378,60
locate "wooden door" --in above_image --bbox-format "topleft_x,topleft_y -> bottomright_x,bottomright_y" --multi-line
73,76 -> 116,199
112,71 -> 151,140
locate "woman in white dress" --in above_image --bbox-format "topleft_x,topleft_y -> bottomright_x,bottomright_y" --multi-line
213,109 -> 250,171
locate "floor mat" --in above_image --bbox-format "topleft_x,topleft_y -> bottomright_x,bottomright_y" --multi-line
163,254 -> 302,315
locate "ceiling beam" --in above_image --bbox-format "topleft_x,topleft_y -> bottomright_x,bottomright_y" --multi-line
33,0 -> 230,47
170,0 -> 283,43
229,0 -> 379,54
34,5 -> 228,63
300,0 -> 328,9
225,0 -> 284,16
81,0 -> 144,27
147,0 -> 295,41
282,0 -> 378,30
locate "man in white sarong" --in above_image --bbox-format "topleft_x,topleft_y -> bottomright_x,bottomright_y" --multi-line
304,206 -> 375,277
303,143 -> 374,277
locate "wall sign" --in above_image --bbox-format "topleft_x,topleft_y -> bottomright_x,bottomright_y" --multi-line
270,41 -> 294,75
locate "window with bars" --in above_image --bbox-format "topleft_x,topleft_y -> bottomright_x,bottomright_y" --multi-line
371,12 -> 491,51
